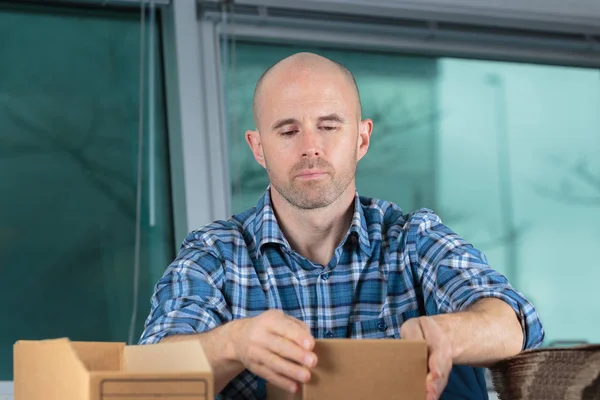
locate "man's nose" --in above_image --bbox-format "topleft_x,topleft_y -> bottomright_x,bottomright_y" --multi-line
300,128 -> 321,158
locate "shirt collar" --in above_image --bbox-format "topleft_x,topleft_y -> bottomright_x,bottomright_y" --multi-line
254,186 -> 290,256
347,193 -> 372,257
254,186 -> 372,257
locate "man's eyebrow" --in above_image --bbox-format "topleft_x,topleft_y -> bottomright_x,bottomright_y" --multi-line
271,118 -> 299,130
318,113 -> 346,124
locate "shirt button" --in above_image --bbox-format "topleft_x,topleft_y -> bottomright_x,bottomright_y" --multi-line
377,323 -> 388,332
325,331 -> 334,338
321,273 -> 329,281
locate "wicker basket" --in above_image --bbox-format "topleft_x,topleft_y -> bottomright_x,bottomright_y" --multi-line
490,345 -> 600,400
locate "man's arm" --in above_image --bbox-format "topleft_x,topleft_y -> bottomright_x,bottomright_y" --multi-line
400,298 -> 525,400
161,323 -> 243,394
160,312 -> 317,395
401,210 -> 545,399
138,235 -> 317,395
408,210 -> 544,352
431,297 -> 523,365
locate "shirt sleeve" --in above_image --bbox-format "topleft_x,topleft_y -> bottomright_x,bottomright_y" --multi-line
407,209 -> 545,350
138,232 -> 232,345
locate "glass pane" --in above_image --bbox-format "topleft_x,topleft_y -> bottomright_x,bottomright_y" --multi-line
225,41 -> 600,346
225,41 -> 437,214
437,59 -> 600,345
0,4 -> 174,379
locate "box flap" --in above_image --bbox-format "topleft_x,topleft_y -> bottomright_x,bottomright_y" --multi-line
305,339 -> 427,399
71,341 -> 125,371
124,340 -> 212,373
14,338 -> 89,400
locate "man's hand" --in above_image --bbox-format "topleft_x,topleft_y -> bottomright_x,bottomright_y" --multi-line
229,310 -> 318,393
401,317 -> 453,400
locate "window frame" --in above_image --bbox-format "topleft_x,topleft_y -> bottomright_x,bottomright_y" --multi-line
167,1 -> 600,228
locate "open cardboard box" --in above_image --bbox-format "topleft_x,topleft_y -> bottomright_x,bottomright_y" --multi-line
14,338 -> 213,400
14,337 -> 426,400
267,339 -> 427,400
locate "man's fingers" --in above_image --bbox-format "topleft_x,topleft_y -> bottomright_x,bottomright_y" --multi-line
419,317 -> 451,400
426,374 -> 439,400
400,318 -> 425,341
419,317 -> 452,370
253,364 -> 299,394
263,334 -> 317,368
288,315 -> 312,331
251,346 -> 311,384
401,317 -> 451,400
269,315 -> 315,351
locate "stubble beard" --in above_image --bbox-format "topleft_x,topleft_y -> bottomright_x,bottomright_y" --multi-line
266,156 -> 357,210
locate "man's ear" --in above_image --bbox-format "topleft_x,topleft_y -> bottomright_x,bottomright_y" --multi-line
245,129 -> 266,169
356,118 -> 373,161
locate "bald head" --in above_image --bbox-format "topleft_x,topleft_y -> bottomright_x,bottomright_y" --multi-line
252,52 -> 362,130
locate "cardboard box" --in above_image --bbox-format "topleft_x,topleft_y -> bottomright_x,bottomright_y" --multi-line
14,338 -> 213,400
267,339 -> 427,399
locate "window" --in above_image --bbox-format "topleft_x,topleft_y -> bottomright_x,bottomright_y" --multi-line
226,42 -> 437,215
225,41 -> 600,346
0,4 -> 173,379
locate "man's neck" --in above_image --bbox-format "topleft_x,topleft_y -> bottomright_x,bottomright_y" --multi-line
270,187 -> 356,267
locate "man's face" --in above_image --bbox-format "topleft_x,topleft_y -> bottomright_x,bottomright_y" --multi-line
247,65 -> 371,210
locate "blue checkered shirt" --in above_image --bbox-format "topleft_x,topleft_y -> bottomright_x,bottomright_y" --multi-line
140,187 -> 544,399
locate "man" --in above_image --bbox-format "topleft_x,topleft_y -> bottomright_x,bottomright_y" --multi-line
139,52 -> 544,400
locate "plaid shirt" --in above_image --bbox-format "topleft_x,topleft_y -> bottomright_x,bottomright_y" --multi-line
140,187 -> 544,399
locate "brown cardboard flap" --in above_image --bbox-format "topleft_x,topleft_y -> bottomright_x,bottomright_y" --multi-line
307,339 -> 427,399
71,341 -> 125,371
14,338 -> 89,400
267,339 -> 427,399
124,340 -> 212,373
14,338 -> 214,400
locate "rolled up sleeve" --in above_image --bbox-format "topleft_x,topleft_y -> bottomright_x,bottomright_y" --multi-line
409,209 -> 545,350
138,234 -> 231,345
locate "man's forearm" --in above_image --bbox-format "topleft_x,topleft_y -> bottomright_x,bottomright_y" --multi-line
162,322 -> 244,393
431,298 -> 524,366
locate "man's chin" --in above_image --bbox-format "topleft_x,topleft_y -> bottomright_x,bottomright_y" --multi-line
294,193 -> 335,210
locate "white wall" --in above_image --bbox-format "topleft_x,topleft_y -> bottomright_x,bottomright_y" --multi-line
0,382 -> 11,400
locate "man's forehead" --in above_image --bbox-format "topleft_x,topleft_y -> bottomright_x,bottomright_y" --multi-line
256,86 -> 354,125
262,100 -> 348,120
258,69 -> 354,105
253,53 -> 361,128
262,64 -> 349,91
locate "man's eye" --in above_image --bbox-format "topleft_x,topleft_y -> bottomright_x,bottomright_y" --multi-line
281,130 -> 298,136
320,126 -> 337,131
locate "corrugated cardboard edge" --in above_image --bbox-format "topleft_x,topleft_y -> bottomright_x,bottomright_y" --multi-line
491,344 -> 600,400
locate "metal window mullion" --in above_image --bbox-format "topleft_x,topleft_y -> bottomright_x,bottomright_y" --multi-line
199,19 -> 231,221
215,20 -> 600,68
163,0 -> 214,244
223,0 -> 600,36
